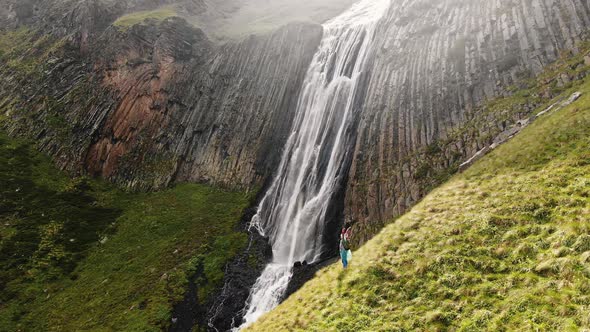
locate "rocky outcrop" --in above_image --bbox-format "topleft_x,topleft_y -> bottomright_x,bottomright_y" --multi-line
459,91 -> 582,172
171,23 -> 322,188
81,19 -> 321,190
345,0 -> 590,243
1,8 -> 322,190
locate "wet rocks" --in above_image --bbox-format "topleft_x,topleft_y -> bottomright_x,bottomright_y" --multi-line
293,261 -> 307,268
284,257 -> 338,300
205,209 -> 273,331
164,204 -> 272,332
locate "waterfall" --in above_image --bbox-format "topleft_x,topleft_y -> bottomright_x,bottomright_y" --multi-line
236,0 -> 390,329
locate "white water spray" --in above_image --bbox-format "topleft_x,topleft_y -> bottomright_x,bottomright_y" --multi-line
237,0 -> 390,328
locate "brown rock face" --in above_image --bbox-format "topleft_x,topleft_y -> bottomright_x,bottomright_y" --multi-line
1,8 -> 322,190
345,0 -> 590,242
142,19 -> 318,190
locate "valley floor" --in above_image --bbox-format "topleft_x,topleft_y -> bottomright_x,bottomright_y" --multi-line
0,132 -> 252,331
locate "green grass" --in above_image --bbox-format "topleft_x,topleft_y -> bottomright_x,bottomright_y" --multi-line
0,132 -> 252,331
0,28 -> 65,76
0,28 -> 35,60
247,71 -> 590,331
113,7 -> 178,29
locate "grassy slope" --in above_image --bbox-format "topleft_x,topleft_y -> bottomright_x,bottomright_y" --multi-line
0,132 -> 251,331
248,77 -> 590,331
113,7 -> 178,29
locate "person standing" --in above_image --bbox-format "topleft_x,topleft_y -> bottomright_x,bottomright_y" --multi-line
339,225 -> 352,268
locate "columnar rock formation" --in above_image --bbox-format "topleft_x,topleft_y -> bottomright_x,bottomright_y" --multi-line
1,0 -> 590,239
0,1 -> 322,190
346,0 -> 590,241
83,21 -> 321,189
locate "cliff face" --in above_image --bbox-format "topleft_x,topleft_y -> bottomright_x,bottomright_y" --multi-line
83,20 -> 321,189
0,1 -> 322,190
2,0 -> 590,240
346,0 -> 590,241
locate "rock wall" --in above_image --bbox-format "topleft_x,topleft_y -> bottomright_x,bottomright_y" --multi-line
82,20 -> 321,189
0,4 -> 322,190
346,0 -> 590,242
3,0 -> 590,242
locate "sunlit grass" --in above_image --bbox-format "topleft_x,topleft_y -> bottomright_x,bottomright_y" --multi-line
114,7 -> 178,29
247,71 -> 590,332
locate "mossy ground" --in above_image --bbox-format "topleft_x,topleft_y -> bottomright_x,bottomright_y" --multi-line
247,71 -> 590,331
113,7 -> 178,29
0,132 -> 251,331
0,28 -> 66,77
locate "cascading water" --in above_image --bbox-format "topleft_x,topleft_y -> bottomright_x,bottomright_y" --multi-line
236,0 -> 390,329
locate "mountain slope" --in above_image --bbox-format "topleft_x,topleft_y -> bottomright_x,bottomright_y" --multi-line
247,79 -> 590,330
0,130 -> 252,331
345,0 -> 590,241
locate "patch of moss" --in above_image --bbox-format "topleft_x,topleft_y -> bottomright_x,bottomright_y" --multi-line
0,28 -> 65,77
0,28 -> 34,58
0,132 -> 252,331
114,7 -> 178,29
